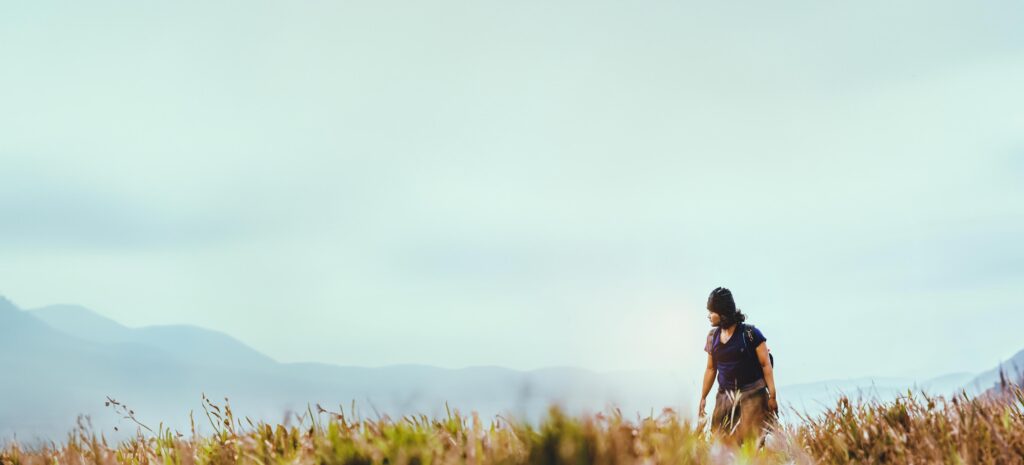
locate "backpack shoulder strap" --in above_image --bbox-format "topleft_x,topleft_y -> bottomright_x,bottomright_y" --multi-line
708,327 -> 721,355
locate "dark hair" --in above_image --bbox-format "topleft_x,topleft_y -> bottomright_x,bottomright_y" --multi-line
707,286 -> 747,328
717,307 -> 747,328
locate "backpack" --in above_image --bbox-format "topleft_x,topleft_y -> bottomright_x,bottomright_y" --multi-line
710,323 -> 774,368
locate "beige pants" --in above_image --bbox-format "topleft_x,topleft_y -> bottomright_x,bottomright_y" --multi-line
711,386 -> 773,442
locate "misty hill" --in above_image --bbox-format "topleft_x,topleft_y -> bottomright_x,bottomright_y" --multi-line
29,304 -> 276,370
0,296 -> 695,444
962,348 -> 1024,396
6,294 -> 1020,443
776,372 -> 978,418
0,297 -> 215,442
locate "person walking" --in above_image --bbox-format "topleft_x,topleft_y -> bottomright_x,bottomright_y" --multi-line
697,286 -> 779,445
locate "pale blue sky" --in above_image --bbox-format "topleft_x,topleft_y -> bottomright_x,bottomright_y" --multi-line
1,0 -> 1022,385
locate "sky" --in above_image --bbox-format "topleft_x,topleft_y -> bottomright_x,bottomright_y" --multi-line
1,0 -> 1022,386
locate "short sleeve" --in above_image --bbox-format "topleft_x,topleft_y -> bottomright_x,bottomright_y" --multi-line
749,325 -> 766,347
704,329 -> 715,353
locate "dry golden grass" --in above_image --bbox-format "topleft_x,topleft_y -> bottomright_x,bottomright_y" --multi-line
2,386 -> 1022,465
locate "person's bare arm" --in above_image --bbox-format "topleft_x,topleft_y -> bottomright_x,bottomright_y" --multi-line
755,342 -> 778,413
699,353 -> 716,416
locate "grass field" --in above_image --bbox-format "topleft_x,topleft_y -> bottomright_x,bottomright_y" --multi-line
2,386 -> 1022,465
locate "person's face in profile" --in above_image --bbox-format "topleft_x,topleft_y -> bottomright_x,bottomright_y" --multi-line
707,309 -> 721,327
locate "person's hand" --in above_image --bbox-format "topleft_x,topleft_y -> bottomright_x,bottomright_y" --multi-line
698,397 -> 707,418
767,396 -> 779,415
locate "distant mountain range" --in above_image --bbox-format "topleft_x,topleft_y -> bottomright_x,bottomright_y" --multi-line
776,372 -> 978,418
962,349 -> 1024,396
0,296 -> 693,444
29,304 -> 276,370
2,295 -> 1020,443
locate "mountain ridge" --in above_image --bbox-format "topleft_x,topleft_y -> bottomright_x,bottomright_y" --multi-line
2,294 -> 1020,443
29,304 -> 277,370
1,297 -> 696,443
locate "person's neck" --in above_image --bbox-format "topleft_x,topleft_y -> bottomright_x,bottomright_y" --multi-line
721,323 -> 737,334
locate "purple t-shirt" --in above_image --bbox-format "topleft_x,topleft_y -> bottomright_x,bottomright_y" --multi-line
704,323 -> 767,391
